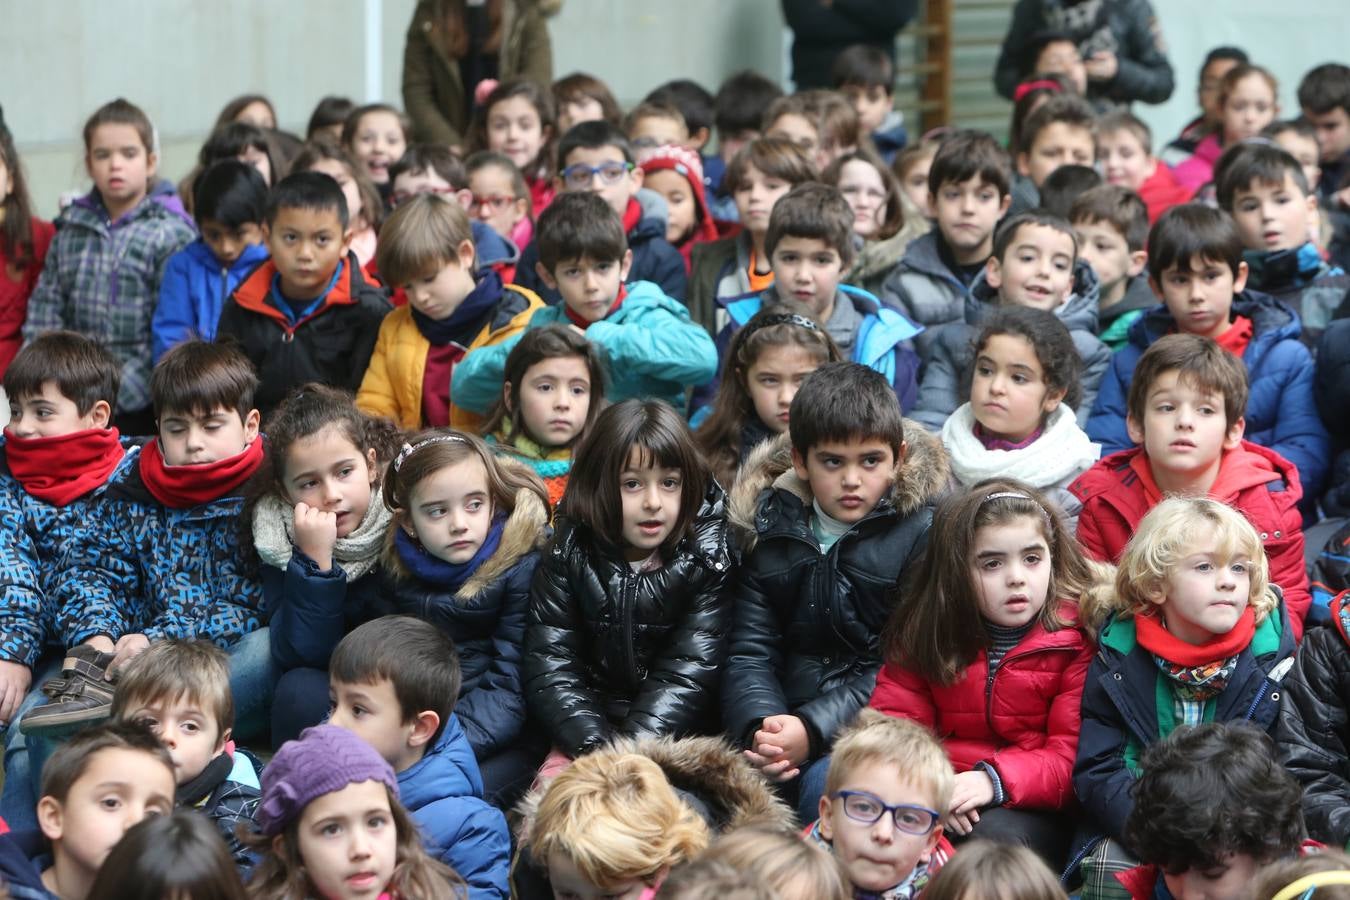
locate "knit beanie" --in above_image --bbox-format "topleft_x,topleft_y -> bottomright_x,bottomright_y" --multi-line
637,144 -> 721,242
256,725 -> 400,836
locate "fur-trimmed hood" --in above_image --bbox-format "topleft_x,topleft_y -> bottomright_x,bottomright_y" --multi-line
727,419 -> 951,552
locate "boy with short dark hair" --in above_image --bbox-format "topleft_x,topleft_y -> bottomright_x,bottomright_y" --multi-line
624,102 -> 689,153
1038,163 -> 1102,219
707,70 -> 785,221
110,639 -> 260,867
0,720 -> 175,900
1097,110 -> 1190,224
1297,63 -> 1350,207
883,129 -> 1013,360
1011,93 -> 1097,216
1086,203 -> 1330,504
645,79 -> 716,155
1070,184 -> 1152,348
512,120 -> 687,304
724,361 -> 949,823
328,616 -> 510,898
216,170 -> 391,417
832,44 -> 907,163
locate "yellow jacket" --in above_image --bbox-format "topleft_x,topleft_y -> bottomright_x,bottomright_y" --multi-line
356,283 -> 544,432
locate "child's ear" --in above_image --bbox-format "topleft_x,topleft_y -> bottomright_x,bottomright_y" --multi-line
455,188 -> 473,211
791,446 -> 809,482
216,726 -> 232,755
261,221 -> 272,243
408,710 -> 440,750
90,399 -> 112,429
816,794 -> 834,839
893,440 -> 908,474
1224,416 -> 1247,449
618,248 -> 634,282
1128,250 -> 1148,279
146,151 -> 159,180
1043,387 -> 1066,414
998,193 -> 1012,217
535,261 -> 559,290
1232,259 -> 1250,293
339,227 -> 354,257
502,381 -> 514,413
1125,415 -> 1146,446
688,126 -> 711,150
243,409 -> 262,445
629,164 -> 644,194
366,447 -> 379,485
456,237 -> 476,271
984,255 -> 1004,289
1016,152 -> 1031,177
36,796 -> 63,842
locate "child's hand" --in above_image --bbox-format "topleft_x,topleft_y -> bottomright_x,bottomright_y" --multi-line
942,808 -> 981,836
743,715 -> 810,782
293,501 -> 338,571
950,769 -> 997,816
109,633 -> 151,677
0,660 -> 32,726
1085,51 -> 1119,81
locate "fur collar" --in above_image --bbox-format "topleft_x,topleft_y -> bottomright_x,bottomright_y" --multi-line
728,418 -> 951,552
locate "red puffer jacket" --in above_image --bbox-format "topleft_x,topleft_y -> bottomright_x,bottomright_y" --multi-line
869,603 -> 1091,810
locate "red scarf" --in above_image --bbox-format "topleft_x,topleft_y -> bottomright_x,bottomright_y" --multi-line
1135,605 -> 1256,667
138,437 -> 264,509
4,427 -> 124,507
564,284 -> 627,330
622,196 -> 643,235
1214,314 -> 1254,357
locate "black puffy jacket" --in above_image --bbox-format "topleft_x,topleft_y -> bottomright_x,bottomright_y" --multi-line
721,424 -> 949,758
1317,319 -> 1350,515
523,483 -> 736,757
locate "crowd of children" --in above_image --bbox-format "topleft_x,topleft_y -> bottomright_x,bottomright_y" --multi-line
1,36 -> 1350,900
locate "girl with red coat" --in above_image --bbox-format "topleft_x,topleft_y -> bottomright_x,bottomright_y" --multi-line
870,479 -> 1103,868
0,118 -> 55,379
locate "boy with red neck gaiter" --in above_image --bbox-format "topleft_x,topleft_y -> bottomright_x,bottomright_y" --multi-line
1070,497 -> 1295,900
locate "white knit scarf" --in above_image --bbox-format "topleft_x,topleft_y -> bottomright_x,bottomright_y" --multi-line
252,488 -> 392,581
941,403 -> 1100,490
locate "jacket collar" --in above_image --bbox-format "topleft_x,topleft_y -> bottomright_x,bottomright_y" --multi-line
230,252 -> 364,330
397,713 -> 483,810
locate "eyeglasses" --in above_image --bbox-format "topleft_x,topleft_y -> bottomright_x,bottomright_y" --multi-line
560,161 -> 633,190
831,791 -> 939,836
472,193 -> 518,212
390,186 -> 459,207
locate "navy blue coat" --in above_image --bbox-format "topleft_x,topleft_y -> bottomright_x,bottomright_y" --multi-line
266,553 -> 387,671
0,831 -> 57,900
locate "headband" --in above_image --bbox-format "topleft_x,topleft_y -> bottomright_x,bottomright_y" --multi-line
980,490 -> 1053,528
1272,873 -> 1350,900
737,313 -> 820,347
393,434 -> 467,472
1013,79 -> 1065,102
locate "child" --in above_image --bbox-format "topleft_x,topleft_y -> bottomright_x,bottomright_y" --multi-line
1085,203 -> 1330,504
873,483 -> 1097,864
341,103 -> 409,194
24,99 -> 196,436
1252,853 -> 1350,900
1299,63 -> 1350,210
832,44 -> 907,162
1096,110 -> 1190,224
1024,32 -> 1088,95
110,640 -> 260,868
1173,64 -> 1280,194
1069,185 -> 1153,348
194,122 -> 280,191
688,136 -> 817,335
0,721 -> 175,900
216,170 -> 391,418
513,120 -> 688,304
216,94 -> 277,131
763,91 -> 860,173
1011,93 -> 1097,216
883,130 -> 1013,360
0,120 -> 54,378
1266,119 -> 1325,199
626,102 -> 690,152
807,711 -> 955,898
452,191 -> 717,415
645,79 -> 717,156
326,618 -> 511,895
306,95 -> 355,144
655,860 -> 773,900
703,184 -> 922,415
1007,74 -> 1072,158
1073,334 -> 1311,633
1215,141 -> 1350,347
1072,498 -> 1295,898
823,148 -> 928,300
700,825 -> 851,900
638,143 -> 722,272
695,304 -> 841,489
354,193 -> 542,432
465,150 -> 534,255
892,134 -> 940,219
936,309 -> 1099,521
724,362 -> 949,823
707,70 -> 785,222
552,72 -> 622,134
245,724 -> 461,900
923,842 -> 1067,900
479,80 -> 557,217
481,325 -> 606,508
911,211 -> 1110,432
523,399 -> 734,760
1037,164 -> 1102,219
84,809 -> 246,900
152,160 -> 270,361
288,140 -> 383,272
1162,47 -> 1248,165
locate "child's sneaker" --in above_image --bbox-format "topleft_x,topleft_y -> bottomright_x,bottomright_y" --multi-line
20,645 -> 117,736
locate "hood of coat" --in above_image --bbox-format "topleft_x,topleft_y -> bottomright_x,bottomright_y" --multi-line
727,419 -> 950,552
848,215 -> 930,284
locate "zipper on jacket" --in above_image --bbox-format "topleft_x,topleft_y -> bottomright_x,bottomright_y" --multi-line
982,642 -> 1071,734
621,569 -> 639,692
220,265 -> 229,316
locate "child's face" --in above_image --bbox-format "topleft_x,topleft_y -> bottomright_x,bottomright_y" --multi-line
619,445 -> 683,562
37,747 -> 175,883
1034,39 -> 1088,95
547,851 -> 650,900
970,333 -> 1064,443
719,128 -> 758,166
558,95 -> 606,135
199,217 -> 264,268
391,167 -> 463,209
643,169 -> 697,245
86,123 -> 156,213
1151,536 -> 1252,646
307,159 -> 367,230
265,205 -> 353,301
767,113 -> 821,164
1229,172 -> 1317,253
157,405 -> 260,467
931,177 -> 1009,264
1305,105 -> 1350,163
488,95 -> 547,171
544,252 -> 633,324
1098,128 -> 1152,191
1272,131 -> 1323,191
7,382 -> 110,439
743,344 -> 823,434
628,114 -> 689,153
985,223 -> 1076,310
406,455 -> 494,565
403,248 -> 479,322
792,437 -> 899,524
837,158 -> 888,240
125,693 -> 227,785
1018,123 -> 1095,189
349,110 -> 406,186
513,355 -> 592,449
1200,58 -> 1242,127
238,145 -> 273,187
468,164 -> 529,240
842,84 -> 893,134
329,677 -> 416,769
771,236 -> 846,319
733,162 -> 793,237
817,762 -> 941,894
899,154 -> 934,218
233,100 -> 276,130
1126,369 -> 1244,485
1161,854 -> 1262,900
970,514 -> 1052,627
295,779 -> 398,900
283,424 -> 379,540
561,146 -> 641,218
1075,220 -> 1144,308
1152,256 -> 1247,341
1222,75 -> 1277,145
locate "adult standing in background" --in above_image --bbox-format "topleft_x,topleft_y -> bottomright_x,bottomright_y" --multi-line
402,0 -> 555,150
781,0 -> 918,90
994,0 -> 1174,107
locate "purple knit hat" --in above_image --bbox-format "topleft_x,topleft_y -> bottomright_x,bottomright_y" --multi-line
256,725 -> 400,836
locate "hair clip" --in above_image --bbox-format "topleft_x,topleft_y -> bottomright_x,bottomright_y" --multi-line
736,312 -> 820,346
393,434 -> 466,472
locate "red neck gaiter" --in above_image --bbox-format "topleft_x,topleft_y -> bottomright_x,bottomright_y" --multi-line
4,427 -> 124,507
1135,605 -> 1256,667
622,196 -> 643,235
1214,314 -> 1254,357
565,284 -> 628,330
138,437 -> 264,509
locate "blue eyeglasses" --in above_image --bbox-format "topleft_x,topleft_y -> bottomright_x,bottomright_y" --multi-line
831,791 -> 940,836
559,161 -> 633,190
